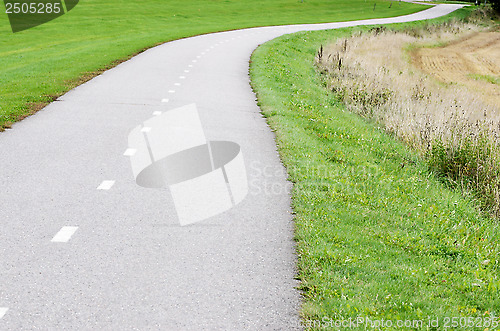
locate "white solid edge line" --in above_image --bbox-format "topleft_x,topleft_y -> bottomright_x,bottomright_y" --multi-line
124,148 -> 137,156
97,180 -> 116,190
51,226 -> 79,243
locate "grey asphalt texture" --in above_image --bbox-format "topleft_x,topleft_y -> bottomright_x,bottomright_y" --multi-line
0,4 -> 463,330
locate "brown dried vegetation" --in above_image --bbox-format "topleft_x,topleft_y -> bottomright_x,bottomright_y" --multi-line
317,17 -> 500,216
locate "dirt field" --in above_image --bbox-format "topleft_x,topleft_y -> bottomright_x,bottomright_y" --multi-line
412,31 -> 500,108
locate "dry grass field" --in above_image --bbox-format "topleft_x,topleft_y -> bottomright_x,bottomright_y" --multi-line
317,16 -> 500,216
413,30 -> 500,108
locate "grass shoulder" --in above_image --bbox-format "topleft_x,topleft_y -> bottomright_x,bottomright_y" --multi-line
250,8 -> 500,327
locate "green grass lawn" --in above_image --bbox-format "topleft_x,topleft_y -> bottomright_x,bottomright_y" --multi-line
0,0 -> 425,130
250,7 -> 500,328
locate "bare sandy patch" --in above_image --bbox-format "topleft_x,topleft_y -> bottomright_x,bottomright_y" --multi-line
412,31 -> 500,108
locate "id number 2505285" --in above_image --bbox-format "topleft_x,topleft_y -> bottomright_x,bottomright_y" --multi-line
5,2 -> 62,14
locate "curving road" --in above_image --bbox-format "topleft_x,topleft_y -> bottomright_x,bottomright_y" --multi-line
0,4 -> 463,330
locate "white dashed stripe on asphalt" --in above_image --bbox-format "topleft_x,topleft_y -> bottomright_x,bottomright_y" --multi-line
51,227 -> 79,243
153,111 -> 162,116
97,180 -> 115,190
161,98 -> 169,103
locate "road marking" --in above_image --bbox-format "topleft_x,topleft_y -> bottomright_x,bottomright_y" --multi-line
124,148 -> 137,156
51,227 -> 78,243
179,76 -> 185,79
168,90 -> 175,93
188,64 -> 193,68
0,308 -> 8,319
196,55 -> 201,59
141,127 -> 152,133
161,98 -> 169,103
192,60 -> 197,63
174,83 -> 181,86
184,70 -> 189,73
152,111 -> 162,116
97,180 -> 116,190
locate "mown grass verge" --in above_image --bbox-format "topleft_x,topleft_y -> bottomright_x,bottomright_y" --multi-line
0,0 -> 425,131
250,7 -> 500,328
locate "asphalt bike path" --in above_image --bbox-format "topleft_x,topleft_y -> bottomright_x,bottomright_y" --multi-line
0,4 -> 463,329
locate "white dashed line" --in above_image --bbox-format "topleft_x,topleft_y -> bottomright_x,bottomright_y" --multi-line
174,83 -> 181,86
192,60 -> 197,63
123,148 -> 137,156
188,64 -> 193,68
141,127 -> 152,133
97,180 -> 115,190
168,90 -> 175,93
0,308 -> 8,319
51,227 -> 78,243
153,111 -> 162,116
196,55 -> 201,59
184,70 -> 189,73
179,76 -> 185,79
161,98 -> 169,103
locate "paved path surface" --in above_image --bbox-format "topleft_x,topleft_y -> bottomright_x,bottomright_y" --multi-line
0,4 -> 463,330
